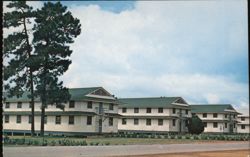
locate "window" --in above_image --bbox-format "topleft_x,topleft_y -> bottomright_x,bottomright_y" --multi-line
134,118 -> 139,125
55,116 -> 61,124
185,109 -> 189,115
241,117 -> 245,121
146,108 -> 151,113
203,113 -> 207,118
16,115 -> 21,123
87,116 -> 92,125
109,117 -> 113,126
213,113 -> 218,118
224,114 -> 227,118
87,101 -> 92,109
5,102 -> 10,108
241,125 -> 245,129
158,119 -> 163,126
134,108 -> 139,113
122,118 -> 126,125
29,102 -> 32,108
122,108 -> 127,113
233,123 -> 236,128
172,119 -> 176,126
17,102 -> 22,108
185,120 -> 188,127
146,119 -> 151,125
172,108 -> 176,114
233,115 -> 236,118
5,115 -> 9,123
69,101 -> 75,108
69,116 -> 74,125
203,122 -> 207,128
109,103 -> 114,110
158,108 -> 163,113
28,115 -> 32,124
44,115 -> 47,124
213,122 -> 218,128
225,123 -> 227,128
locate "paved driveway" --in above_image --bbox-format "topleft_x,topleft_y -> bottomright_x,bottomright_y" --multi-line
3,142 -> 249,157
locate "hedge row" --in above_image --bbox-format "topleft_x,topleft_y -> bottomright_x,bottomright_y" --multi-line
106,133 -> 250,141
3,138 -> 111,146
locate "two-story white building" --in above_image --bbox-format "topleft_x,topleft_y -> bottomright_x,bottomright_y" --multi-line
118,97 -> 191,133
190,104 -> 239,133
237,115 -> 249,134
3,87 -> 120,136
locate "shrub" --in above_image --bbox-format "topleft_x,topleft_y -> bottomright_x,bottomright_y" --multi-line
105,142 -> 110,145
187,114 -> 204,134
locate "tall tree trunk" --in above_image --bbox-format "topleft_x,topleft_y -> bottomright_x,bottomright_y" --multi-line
40,105 -> 45,136
23,17 -> 35,136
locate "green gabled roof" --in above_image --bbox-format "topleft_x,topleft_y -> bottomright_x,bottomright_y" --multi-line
118,97 -> 189,108
190,104 -> 238,114
3,87 -> 109,102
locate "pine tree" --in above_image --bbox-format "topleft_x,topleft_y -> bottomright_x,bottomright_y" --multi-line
32,2 -> 81,136
3,1 -> 37,136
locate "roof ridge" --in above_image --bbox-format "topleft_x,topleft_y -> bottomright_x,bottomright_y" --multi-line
118,96 -> 180,99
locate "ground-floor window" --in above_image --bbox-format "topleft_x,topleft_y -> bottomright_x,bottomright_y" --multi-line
172,119 -> 176,127
146,119 -> 151,126
203,122 -> 207,128
87,116 -> 92,125
233,123 -> 236,128
44,115 -> 47,124
134,118 -> 139,125
28,115 -> 32,124
69,116 -> 74,125
55,116 -> 61,124
225,123 -> 227,128
158,119 -> 163,126
122,118 -> 126,125
241,125 -> 245,129
16,115 -> 21,123
213,122 -> 218,128
109,117 -> 113,126
5,115 -> 9,123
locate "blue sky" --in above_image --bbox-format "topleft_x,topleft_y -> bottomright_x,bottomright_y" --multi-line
3,1 -> 249,115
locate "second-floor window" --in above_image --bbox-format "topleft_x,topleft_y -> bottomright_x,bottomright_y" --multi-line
172,108 -> 176,114
87,101 -> 92,109
17,102 -> 22,108
55,116 -> 61,124
158,119 -> 163,126
213,113 -> 218,118
225,123 -> 227,128
122,108 -> 127,113
69,116 -> 74,125
109,103 -> 114,110
146,108 -> 151,113
5,115 -> 9,123
122,118 -> 126,125
134,108 -> 139,113
16,115 -> 21,123
87,116 -> 92,125
213,122 -> 218,128
185,109 -> 189,115
241,117 -> 245,121
225,114 -> 227,118
109,117 -> 113,126
203,113 -> 207,118
134,118 -> 139,125
146,119 -> 151,125
158,108 -> 163,113
69,101 -> 75,108
5,102 -> 10,108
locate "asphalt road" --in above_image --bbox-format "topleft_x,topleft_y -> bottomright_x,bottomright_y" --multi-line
3,142 -> 249,157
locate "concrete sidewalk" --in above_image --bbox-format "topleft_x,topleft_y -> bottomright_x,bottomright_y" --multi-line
3,142 -> 249,157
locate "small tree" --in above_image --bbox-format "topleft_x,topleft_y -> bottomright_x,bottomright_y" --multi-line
187,114 -> 204,134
